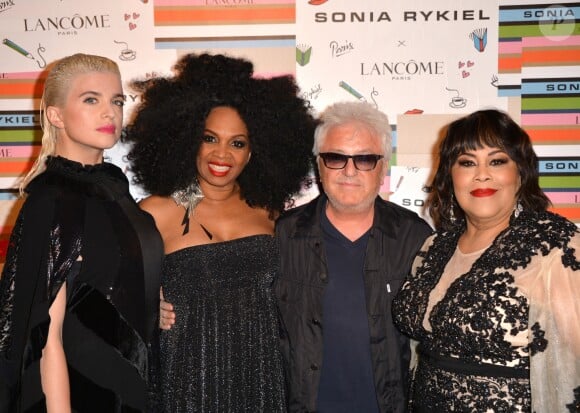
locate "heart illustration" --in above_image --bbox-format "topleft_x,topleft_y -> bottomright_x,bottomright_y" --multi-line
129,22 -> 137,30
124,13 -> 131,20
458,61 -> 465,68
467,60 -> 474,67
133,13 -> 140,19
462,70 -> 470,78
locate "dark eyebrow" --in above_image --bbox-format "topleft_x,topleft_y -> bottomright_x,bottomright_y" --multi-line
457,152 -> 475,158
458,149 -> 507,157
204,127 -> 248,140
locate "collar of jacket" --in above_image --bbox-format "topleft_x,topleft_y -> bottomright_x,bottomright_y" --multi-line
290,193 -> 402,240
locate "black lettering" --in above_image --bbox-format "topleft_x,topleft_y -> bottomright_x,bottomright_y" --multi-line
403,11 -> 417,21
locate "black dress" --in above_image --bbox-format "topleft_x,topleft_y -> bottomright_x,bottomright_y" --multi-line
0,156 -> 163,413
393,210 -> 580,413
158,235 -> 286,413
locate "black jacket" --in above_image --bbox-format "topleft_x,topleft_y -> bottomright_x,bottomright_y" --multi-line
0,156 -> 163,412
274,195 -> 432,413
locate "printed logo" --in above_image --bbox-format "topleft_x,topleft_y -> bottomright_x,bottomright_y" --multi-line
534,4 -> 576,39
314,9 -> 490,23
23,14 -> 112,36
361,60 -> 445,81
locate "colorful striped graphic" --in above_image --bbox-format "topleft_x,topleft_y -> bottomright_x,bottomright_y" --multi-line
550,206 -> 580,221
155,35 -> 295,49
498,36 -> 522,95
545,191 -> 580,203
0,111 -> 41,128
521,35 -> 580,69
539,157 -> 580,222
0,111 -> 41,179
539,157 -> 580,174
0,71 -> 46,99
154,0 -> 295,26
498,3 -> 580,96
499,2 -> 580,221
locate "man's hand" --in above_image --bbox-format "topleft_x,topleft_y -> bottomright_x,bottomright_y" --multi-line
159,288 -> 176,330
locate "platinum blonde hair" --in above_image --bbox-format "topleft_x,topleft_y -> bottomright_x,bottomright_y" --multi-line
19,53 -> 120,195
312,101 -> 392,160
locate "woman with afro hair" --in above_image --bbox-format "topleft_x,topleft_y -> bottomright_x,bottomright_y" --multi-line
124,53 -> 316,412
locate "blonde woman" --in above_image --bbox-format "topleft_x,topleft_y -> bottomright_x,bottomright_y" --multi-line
0,54 -> 163,413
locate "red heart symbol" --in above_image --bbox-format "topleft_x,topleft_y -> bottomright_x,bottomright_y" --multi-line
462,70 -> 470,78
458,61 -> 465,68
133,13 -> 140,19
129,22 -> 137,30
124,13 -> 130,20
467,60 -> 474,67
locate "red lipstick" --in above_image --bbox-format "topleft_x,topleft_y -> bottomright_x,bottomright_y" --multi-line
208,162 -> 231,177
470,188 -> 497,197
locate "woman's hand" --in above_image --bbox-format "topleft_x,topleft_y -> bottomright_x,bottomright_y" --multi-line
159,288 -> 176,330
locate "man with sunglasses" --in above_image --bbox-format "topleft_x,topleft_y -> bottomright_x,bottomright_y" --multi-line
274,101 -> 432,413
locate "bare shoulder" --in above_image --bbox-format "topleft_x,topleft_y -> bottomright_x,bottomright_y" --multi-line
139,196 -> 183,230
139,195 -> 175,215
237,205 -> 275,235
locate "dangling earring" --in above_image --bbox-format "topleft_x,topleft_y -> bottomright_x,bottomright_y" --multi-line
514,200 -> 523,219
449,195 -> 456,224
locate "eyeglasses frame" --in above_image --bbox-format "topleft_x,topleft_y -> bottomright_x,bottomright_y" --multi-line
318,152 -> 385,171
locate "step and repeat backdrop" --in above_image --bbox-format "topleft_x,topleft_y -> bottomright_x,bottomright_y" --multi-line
0,0 -> 578,262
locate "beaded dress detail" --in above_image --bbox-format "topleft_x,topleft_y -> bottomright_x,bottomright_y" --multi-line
393,210 -> 580,413
157,235 -> 286,412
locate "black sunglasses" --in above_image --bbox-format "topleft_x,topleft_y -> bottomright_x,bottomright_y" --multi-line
319,152 -> 384,171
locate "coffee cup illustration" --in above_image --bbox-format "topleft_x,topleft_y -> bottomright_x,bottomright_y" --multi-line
114,40 -> 136,61
446,87 -> 467,108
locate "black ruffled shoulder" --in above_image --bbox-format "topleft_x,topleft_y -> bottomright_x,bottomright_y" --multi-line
27,156 -> 130,201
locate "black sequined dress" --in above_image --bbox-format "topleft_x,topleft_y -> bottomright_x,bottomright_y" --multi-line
393,210 -> 580,413
158,235 -> 286,412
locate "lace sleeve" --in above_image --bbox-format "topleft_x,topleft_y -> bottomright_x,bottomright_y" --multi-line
529,231 -> 580,413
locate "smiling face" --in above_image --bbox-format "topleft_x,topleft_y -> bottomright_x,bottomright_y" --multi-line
196,106 -> 251,191
47,71 -> 124,165
318,121 -> 387,214
452,145 -> 521,228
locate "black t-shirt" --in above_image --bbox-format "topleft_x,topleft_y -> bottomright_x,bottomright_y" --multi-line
316,211 -> 379,413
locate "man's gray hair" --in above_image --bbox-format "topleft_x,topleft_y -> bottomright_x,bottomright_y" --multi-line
312,101 -> 392,160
